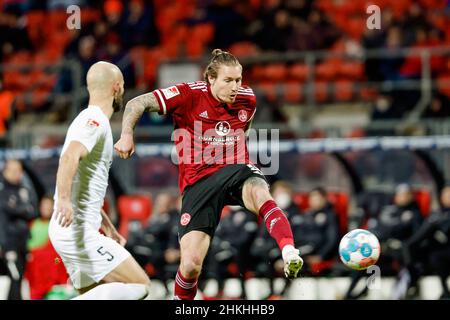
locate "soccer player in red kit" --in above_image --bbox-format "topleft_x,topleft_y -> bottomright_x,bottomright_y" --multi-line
114,49 -> 303,300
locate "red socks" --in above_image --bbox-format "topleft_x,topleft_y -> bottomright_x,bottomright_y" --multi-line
259,200 -> 294,250
174,270 -> 198,300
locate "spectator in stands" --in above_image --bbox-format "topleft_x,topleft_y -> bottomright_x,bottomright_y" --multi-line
253,8 -> 292,52
379,25 -> 404,82
206,0 -> 249,49
283,0 -> 312,21
370,93 -> 398,121
128,192 -> 179,298
53,35 -> 97,101
104,0 -> 123,34
97,32 -> 136,88
27,195 -> 53,251
400,3 -> 430,47
345,183 -> 423,299
306,8 -> 340,51
205,206 -> 258,299
421,92 -> 450,119
292,187 -> 340,272
0,8 -> 32,62
120,0 -> 159,49
403,185 -> 450,300
0,159 -> 38,300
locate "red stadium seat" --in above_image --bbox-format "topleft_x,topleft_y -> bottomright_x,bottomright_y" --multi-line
293,192 -> 309,211
117,194 -> 153,239
293,191 -> 349,274
315,59 -> 339,80
32,89 -> 51,110
293,191 -> 348,234
228,41 -> 260,58
186,37 -> 205,58
339,61 -> 365,80
284,82 -> 304,103
334,80 -> 354,102
313,81 -> 329,103
257,82 -> 277,102
250,65 -> 266,82
437,75 -> 450,98
359,86 -> 379,101
263,64 -> 287,82
288,63 -> 309,82
413,189 -> 431,217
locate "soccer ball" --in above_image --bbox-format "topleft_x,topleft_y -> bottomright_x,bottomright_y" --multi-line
339,229 -> 380,270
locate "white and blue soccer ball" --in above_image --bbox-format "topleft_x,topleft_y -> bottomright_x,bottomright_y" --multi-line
339,229 -> 380,270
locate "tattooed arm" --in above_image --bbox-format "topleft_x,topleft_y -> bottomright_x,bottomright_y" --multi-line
120,92 -> 160,135
114,92 -> 160,159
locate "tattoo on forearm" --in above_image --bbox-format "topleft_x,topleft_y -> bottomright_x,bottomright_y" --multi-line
121,92 -> 160,135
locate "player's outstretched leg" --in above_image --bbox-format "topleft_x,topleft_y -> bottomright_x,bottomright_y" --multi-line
175,231 -> 211,300
73,256 -> 151,300
242,176 -> 303,279
73,282 -> 150,300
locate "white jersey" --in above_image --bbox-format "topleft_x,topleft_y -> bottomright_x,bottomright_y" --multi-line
54,105 -> 113,229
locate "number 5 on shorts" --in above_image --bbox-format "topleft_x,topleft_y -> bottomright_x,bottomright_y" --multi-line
97,246 -> 114,261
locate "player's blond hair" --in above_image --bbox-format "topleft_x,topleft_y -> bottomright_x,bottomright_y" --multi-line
203,49 -> 241,84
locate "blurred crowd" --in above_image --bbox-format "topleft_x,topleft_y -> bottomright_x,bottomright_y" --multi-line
1,0 -> 449,134
1,157 -> 450,299
120,181 -> 450,300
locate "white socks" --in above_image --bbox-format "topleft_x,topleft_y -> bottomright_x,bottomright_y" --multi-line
282,244 -> 300,262
72,283 -> 150,300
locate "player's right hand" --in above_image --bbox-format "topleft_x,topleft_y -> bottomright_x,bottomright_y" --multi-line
55,198 -> 74,227
114,134 -> 135,159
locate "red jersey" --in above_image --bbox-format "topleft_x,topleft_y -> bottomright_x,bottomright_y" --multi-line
152,81 -> 257,193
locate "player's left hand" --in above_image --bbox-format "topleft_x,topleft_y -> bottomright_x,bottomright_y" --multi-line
110,231 -> 127,247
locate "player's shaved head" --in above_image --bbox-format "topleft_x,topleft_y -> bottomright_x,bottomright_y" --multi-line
86,61 -> 125,112
87,61 -> 123,93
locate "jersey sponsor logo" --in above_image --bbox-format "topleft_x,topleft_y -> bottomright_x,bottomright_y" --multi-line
162,86 -> 180,100
199,111 -> 209,118
238,110 -> 248,122
86,119 -> 100,127
215,121 -> 231,136
180,213 -> 191,226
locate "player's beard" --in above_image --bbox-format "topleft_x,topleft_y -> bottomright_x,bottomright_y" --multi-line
113,94 -> 124,113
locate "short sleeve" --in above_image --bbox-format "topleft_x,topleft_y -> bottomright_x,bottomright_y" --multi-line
152,83 -> 191,115
67,114 -> 104,153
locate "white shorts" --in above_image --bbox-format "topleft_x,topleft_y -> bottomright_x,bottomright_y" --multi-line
48,217 -> 131,289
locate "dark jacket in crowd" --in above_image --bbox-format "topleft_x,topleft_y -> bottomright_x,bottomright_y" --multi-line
290,202 -> 340,260
369,202 -> 423,243
405,207 -> 450,258
212,208 -> 259,263
0,178 -> 38,251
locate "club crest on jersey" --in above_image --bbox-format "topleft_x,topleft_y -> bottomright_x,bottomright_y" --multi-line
86,119 -> 99,127
161,86 -> 180,100
238,110 -> 248,122
180,213 -> 191,226
215,121 -> 231,136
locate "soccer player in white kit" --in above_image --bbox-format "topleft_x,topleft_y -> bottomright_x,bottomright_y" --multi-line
48,61 -> 151,299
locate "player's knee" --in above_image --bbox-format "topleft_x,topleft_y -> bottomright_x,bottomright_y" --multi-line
250,185 -> 272,211
181,255 -> 203,278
